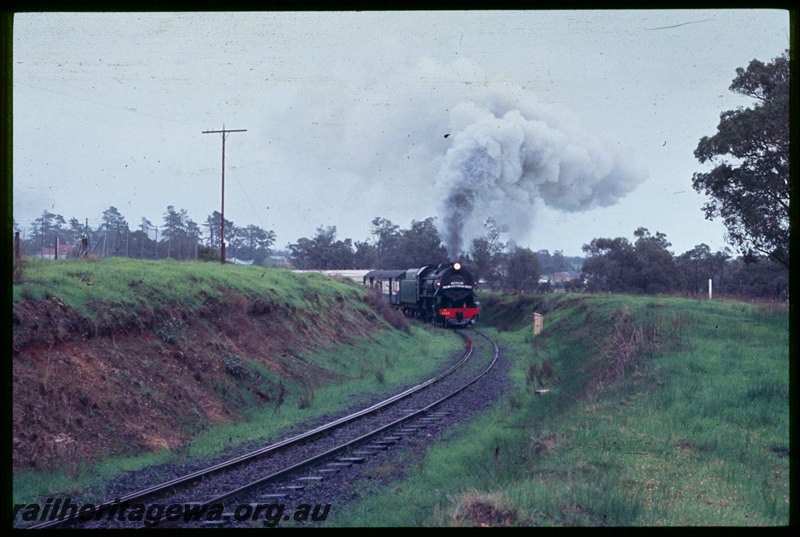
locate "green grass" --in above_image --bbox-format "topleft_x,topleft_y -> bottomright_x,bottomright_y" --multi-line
182,324 -> 461,460
13,257 -> 363,320
12,256 -> 463,509
13,324 -> 462,507
13,262 -> 788,525
329,295 -> 789,526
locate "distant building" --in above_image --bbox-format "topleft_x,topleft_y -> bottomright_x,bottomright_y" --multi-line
549,271 -> 581,284
227,257 -> 254,265
36,244 -> 75,259
293,269 -> 372,284
268,255 -> 293,268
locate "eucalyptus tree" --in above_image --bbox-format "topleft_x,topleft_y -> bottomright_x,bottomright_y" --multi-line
692,51 -> 789,269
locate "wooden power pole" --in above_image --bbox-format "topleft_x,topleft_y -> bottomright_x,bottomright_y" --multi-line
203,125 -> 246,264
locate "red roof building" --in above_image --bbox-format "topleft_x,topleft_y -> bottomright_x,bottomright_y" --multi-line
37,244 -> 75,259
549,271 -> 581,283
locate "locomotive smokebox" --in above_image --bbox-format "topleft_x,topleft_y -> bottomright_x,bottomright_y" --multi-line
439,263 -> 474,302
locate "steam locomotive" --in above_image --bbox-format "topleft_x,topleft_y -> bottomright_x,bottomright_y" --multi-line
363,262 -> 479,327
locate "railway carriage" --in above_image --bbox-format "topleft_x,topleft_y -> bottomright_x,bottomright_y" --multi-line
364,262 -> 479,327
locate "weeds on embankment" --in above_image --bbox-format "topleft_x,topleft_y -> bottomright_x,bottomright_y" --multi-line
11,257 -> 449,508
331,294 -> 789,526
13,322 -> 462,509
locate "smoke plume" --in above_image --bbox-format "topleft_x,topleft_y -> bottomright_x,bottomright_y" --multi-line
436,100 -> 645,257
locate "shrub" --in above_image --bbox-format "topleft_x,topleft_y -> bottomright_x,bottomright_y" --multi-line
198,246 -> 220,262
154,317 -> 185,344
222,353 -> 256,380
363,288 -> 410,333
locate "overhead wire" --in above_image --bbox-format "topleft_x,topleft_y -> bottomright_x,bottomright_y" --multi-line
14,79 -> 275,240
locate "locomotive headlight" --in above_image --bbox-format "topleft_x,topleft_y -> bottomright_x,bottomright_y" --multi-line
453,262 -> 462,270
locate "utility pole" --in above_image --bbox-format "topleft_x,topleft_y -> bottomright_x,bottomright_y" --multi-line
203,125 -> 247,264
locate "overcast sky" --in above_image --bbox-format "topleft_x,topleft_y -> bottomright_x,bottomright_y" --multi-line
13,10 -> 790,258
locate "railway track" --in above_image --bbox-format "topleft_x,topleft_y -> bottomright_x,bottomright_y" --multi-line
26,329 -> 500,529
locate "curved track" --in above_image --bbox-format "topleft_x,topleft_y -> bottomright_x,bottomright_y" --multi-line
200,329 -> 498,512
27,329 -> 499,529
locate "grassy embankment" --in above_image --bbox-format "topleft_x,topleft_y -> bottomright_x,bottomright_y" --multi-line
14,256 -> 361,321
332,293 -> 790,526
12,257 -> 462,506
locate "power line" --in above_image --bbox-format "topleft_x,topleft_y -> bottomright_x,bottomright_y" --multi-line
15,80 -> 192,125
232,173 -> 270,232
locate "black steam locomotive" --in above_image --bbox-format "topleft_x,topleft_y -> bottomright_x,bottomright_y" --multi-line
363,262 -> 479,327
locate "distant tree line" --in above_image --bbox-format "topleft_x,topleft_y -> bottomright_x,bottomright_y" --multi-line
286,216 -> 787,299
581,227 -> 788,300
286,216 -> 546,293
287,217 -> 449,271
14,207 -> 787,299
13,205 -> 276,265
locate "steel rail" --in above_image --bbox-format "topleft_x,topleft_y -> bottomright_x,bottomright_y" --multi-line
27,330 -> 474,530
182,330 -> 499,524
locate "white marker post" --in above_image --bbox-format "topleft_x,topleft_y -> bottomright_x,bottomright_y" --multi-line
709,278 -> 713,300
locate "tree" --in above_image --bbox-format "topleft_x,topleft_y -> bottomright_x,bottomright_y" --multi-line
469,217 -> 506,289
581,229 -> 677,294
160,206 -> 202,260
505,246 -> 540,292
631,227 -> 678,294
370,217 -> 401,268
184,215 -> 202,260
67,217 -> 86,246
721,255 -> 788,299
234,224 -> 276,264
100,206 -> 129,256
398,217 -> 448,267
353,240 -> 377,269
287,226 -> 353,269
675,244 -> 731,295
691,51 -> 789,270
228,224 -> 249,260
471,238 -> 497,285
102,206 -> 127,230
581,237 -> 637,293
204,211 -> 234,252
137,217 -> 154,258
30,211 -> 66,255
162,206 -> 184,259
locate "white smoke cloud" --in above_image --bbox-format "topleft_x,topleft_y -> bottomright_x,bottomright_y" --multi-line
263,55 -> 644,251
435,97 -> 646,257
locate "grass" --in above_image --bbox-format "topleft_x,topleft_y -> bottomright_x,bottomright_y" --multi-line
12,256 -> 458,509
13,256 -> 364,321
185,324 -> 461,460
13,262 -> 789,525
12,323 -> 462,508
329,294 -> 789,526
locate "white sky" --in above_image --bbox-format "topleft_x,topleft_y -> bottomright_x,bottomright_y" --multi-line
12,10 -> 790,257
